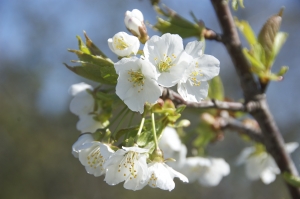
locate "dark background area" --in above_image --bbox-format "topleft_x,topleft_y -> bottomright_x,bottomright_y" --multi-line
1,0 -> 300,198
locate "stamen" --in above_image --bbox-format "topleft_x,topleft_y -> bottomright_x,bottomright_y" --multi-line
113,36 -> 129,50
127,69 -> 145,92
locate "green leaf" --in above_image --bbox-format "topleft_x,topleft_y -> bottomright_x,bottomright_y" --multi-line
67,34 -> 117,84
276,66 -> 288,76
283,172 -> 300,187
66,50 -> 117,85
235,19 -> 257,46
231,0 -> 245,10
258,9 -> 283,66
243,49 -> 265,71
193,122 -> 216,156
208,76 -> 224,100
272,32 -> 288,59
153,5 -> 202,38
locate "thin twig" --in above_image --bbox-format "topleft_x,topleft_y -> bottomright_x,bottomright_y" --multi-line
219,116 -> 264,144
203,28 -> 223,42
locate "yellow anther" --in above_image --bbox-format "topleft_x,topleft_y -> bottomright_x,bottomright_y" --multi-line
113,36 -> 129,50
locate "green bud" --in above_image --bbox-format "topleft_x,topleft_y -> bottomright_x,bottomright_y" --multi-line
258,8 -> 283,67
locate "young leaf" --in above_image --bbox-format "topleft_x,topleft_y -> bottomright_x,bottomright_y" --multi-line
208,76 -> 224,100
272,32 -> 288,59
235,19 -> 257,46
153,5 -> 202,38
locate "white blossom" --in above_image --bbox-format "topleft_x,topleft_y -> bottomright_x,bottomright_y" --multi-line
159,127 -> 187,169
78,141 -> 114,177
143,33 -> 192,87
114,57 -> 162,113
177,41 -> 220,102
72,133 -> 94,158
76,114 -> 106,133
108,32 -> 140,57
180,157 -> 230,187
147,162 -> 188,191
69,82 -> 94,116
237,142 -> 298,184
124,9 -> 144,37
104,146 -> 149,191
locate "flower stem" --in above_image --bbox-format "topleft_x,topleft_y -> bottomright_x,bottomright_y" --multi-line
114,109 -> 130,133
151,112 -> 159,150
137,117 -> 145,136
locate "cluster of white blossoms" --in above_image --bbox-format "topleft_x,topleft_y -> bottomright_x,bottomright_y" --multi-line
69,82 -> 108,133
236,142 -> 299,184
108,9 -> 220,113
159,127 -> 230,187
72,132 -> 188,191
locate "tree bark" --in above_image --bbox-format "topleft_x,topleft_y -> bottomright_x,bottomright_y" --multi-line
210,0 -> 300,198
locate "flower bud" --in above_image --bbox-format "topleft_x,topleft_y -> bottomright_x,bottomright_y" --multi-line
124,9 -> 149,44
107,32 -> 140,57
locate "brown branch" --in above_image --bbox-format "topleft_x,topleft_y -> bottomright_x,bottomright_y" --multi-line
210,0 -> 300,198
219,116 -> 264,144
161,88 -> 244,111
161,88 -> 260,112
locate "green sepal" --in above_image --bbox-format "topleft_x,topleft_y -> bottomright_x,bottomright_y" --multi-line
208,76 -> 224,100
83,31 -> 108,58
66,35 -> 118,85
283,172 -> 300,187
153,5 -> 203,38
76,35 -> 90,54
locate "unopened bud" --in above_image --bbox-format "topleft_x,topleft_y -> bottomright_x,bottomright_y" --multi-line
124,9 -> 149,44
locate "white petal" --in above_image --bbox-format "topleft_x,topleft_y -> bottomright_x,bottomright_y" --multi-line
76,114 -> 105,133
68,82 -> 93,96
236,147 -> 255,165
78,142 -> 114,177
185,41 -> 204,57
124,155 -> 148,191
245,153 -> 268,180
177,80 -> 209,103
191,55 -> 220,81
108,32 -> 140,57
69,92 -> 94,116
72,134 -> 94,158
260,169 -> 277,184
285,142 -> 299,153
131,9 -> 144,21
115,58 -> 161,113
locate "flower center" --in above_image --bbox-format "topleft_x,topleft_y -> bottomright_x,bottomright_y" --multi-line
128,69 -> 145,92
188,61 -> 203,86
113,36 -> 129,50
154,53 -> 176,73
118,152 -> 138,180
87,146 -> 105,170
148,172 -> 158,187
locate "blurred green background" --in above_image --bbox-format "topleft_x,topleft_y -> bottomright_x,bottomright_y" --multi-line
1,0 -> 300,198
